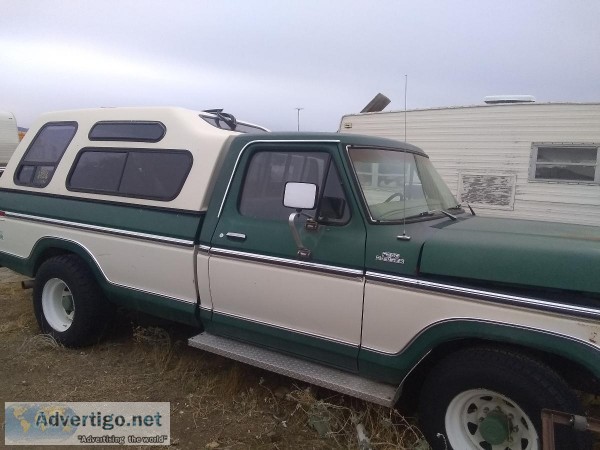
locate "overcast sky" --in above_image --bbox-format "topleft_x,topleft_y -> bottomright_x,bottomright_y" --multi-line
1,0 -> 599,131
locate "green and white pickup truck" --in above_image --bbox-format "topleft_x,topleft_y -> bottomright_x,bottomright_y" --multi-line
0,107 -> 598,449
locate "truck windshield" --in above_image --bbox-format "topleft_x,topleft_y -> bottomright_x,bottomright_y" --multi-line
348,147 -> 459,222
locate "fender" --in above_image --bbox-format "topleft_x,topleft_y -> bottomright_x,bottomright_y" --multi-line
359,319 -> 600,384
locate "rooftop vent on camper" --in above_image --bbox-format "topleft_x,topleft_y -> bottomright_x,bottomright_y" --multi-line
484,95 -> 536,104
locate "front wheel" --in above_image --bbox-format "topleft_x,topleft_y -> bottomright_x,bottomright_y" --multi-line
418,347 -> 590,450
33,255 -> 112,347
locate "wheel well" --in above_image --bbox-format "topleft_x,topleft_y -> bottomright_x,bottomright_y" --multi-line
32,248 -> 73,276
398,338 -> 599,412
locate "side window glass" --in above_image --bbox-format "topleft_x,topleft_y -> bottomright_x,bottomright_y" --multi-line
69,151 -> 127,192
239,150 -> 350,225
119,151 -> 192,199
68,149 -> 192,201
239,151 -> 329,220
15,122 -> 77,187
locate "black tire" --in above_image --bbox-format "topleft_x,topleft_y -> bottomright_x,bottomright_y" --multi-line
33,255 -> 112,347
418,346 -> 590,450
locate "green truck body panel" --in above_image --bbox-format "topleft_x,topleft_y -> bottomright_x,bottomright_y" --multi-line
0,189 -> 203,241
419,216 -> 600,294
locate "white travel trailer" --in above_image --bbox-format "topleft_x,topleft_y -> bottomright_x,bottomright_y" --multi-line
0,111 -> 20,173
339,102 -> 600,226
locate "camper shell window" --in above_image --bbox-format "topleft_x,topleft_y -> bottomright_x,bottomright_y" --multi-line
67,148 -> 193,201
530,144 -> 600,183
15,122 -> 77,188
89,121 -> 166,142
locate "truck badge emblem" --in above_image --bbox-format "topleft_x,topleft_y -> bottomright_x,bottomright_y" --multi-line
376,252 -> 404,264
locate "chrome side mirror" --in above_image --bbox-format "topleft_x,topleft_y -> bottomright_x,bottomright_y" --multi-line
283,182 -> 317,210
284,182 -> 317,259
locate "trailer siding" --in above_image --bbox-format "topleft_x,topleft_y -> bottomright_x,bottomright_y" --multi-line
0,112 -> 19,166
340,103 -> 600,225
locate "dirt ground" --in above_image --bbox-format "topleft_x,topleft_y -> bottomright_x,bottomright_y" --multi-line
0,268 -> 427,450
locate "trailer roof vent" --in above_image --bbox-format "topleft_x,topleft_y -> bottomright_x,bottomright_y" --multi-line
484,95 -> 536,104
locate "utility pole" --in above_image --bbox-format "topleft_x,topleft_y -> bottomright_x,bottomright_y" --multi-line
295,107 -> 304,131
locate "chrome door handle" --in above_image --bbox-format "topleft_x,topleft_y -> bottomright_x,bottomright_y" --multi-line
226,232 -> 246,241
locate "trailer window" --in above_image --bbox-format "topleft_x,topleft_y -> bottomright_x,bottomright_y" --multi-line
15,122 -> 77,188
531,145 -> 600,182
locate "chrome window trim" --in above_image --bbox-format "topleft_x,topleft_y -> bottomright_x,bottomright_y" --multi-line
210,246 -> 364,279
367,271 -> 600,320
5,211 -> 195,247
213,308 -> 359,348
361,317 -> 600,356
217,139 -> 341,218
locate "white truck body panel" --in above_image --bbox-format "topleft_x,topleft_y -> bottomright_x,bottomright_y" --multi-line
362,281 -> 599,355
1,216 -> 197,304
209,256 -> 364,346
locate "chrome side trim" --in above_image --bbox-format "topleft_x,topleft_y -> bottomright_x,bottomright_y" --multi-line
210,246 -> 364,279
213,308 -> 359,348
197,244 -> 211,254
361,317 -> 600,356
217,139 -> 341,218
5,211 -> 195,247
367,271 -> 600,320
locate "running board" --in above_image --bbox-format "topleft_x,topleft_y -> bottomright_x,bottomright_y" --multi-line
188,332 -> 399,407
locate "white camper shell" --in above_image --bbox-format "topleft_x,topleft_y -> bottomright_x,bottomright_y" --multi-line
0,111 -> 20,172
340,102 -> 600,226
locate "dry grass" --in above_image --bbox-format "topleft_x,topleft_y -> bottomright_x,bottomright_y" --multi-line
19,333 -> 64,351
0,312 -> 31,334
132,325 -> 175,374
282,386 -> 428,449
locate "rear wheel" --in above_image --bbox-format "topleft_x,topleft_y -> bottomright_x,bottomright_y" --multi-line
418,347 -> 590,450
33,255 -> 112,347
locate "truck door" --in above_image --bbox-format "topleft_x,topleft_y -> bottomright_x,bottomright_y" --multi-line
208,141 -> 366,371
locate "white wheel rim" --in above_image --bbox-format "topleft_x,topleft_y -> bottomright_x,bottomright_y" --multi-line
445,388 -> 539,450
42,278 -> 75,332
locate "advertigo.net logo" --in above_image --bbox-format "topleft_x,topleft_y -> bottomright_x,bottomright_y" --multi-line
5,402 -> 170,446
